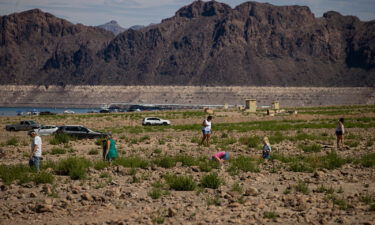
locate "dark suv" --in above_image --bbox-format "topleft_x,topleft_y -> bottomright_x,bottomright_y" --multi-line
55,125 -> 107,139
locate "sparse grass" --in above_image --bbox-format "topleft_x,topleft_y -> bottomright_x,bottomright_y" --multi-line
114,156 -> 149,169
99,172 -> 111,178
55,157 -> 91,180
88,149 -> 99,155
239,136 -> 260,148
5,137 -> 19,146
93,161 -> 110,170
298,143 -> 321,153
316,185 -> 335,194
165,174 -> 196,191
0,164 -> 55,185
175,155 -> 197,167
153,156 -> 176,168
50,147 -> 67,155
228,156 -> 260,174
263,211 -> 278,219
366,139 -> 374,147
326,194 -> 352,210
33,171 -> 55,184
200,173 -> 222,189
148,188 -> 162,199
49,133 -> 71,145
206,195 -> 221,206
231,182 -> 243,194
360,194 -> 374,205
198,159 -> 220,172
294,180 -> 309,194
153,148 -> 162,154
346,140 -> 359,148
355,153 -> 375,167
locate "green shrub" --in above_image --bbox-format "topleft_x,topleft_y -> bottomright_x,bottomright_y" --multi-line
0,164 -> 31,185
88,149 -> 99,155
93,160 -> 110,170
294,180 -> 309,194
360,194 -> 374,205
153,148 -> 162,154
326,194 -> 352,210
49,133 -> 70,145
207,195 -> 221,206
200,173 -> 222,189
289,161 -> 314,173
6,137 -> 19,146
158,139 -> 166,145
33,171 -> 54,184
346,140 -> 359,148
316,185 -> 335,194
298,143 -> 321,153
139,135 -> 150,143
165,174 -> 196,191
114,157 -> 149,169
148,188 -> 162,199
320,152 -> 348,170
263,211 -> 278,219
199,160 -> 220,172
55,157 -> 91,180
231,182 -> 243,193
99,172 -> 110,178
154,156 -> 175,168
175,155 -> 197,167
190,136 -> 200,144
228,156 -> 260,174
356,153 -> 375,167
50,147 -> 66,155
239,136 -> 260,148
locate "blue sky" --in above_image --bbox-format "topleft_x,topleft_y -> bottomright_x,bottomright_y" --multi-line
0,0 -> 374,28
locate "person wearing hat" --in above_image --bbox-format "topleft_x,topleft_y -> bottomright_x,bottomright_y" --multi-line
28,130 -> 42,171
212,151 -> 230,164
104,133 -> 118,163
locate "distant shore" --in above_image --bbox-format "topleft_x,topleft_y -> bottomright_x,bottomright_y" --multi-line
0,85 -> 374,108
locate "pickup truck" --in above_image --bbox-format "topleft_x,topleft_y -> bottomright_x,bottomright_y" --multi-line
5,120 -> 41,131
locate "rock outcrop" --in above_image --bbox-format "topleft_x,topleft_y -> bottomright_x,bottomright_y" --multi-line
0,1 -> 374,86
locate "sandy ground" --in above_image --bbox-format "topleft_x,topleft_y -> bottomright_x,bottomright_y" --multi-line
0,109 -> 374,225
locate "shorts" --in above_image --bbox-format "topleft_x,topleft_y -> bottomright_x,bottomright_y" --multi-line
335,131 -> 343,136
202,129 -> 211,135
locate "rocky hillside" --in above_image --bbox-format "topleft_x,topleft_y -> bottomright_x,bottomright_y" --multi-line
0,1 -> 374,86
97,20 -> 126,35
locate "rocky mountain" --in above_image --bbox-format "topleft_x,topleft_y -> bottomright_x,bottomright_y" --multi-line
97,20 -> 126,35
0,1 -> 374,86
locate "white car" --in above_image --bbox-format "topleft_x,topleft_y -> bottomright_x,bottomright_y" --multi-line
142,117 -> 171,126
34,125 -> 58,136
63,110 -> 75,114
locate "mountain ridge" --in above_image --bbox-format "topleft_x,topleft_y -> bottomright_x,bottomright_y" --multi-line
0,1 -> 374,86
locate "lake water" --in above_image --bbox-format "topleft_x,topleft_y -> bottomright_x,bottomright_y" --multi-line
0,107 -> 101,116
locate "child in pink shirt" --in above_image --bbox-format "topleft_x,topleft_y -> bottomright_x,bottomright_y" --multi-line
212,151 -> 230,163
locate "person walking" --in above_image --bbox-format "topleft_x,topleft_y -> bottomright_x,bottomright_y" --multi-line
262,136 -> 272,159
200,115 -> 213,146
104,134 -> 118,163
28,130 -> 42,172
336,118 -> 345,149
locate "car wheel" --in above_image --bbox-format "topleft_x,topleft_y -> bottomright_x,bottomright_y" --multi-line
146,123 -> 151,126
163,122 -> 168,125
9,128 -> 15,132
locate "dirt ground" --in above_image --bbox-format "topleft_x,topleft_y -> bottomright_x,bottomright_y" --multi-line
0,108 -> 374,225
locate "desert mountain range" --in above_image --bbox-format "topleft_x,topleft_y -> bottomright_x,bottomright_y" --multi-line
0,0 -> 374,86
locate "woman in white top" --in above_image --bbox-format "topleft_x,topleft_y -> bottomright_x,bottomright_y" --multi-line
335,118 -> 345,149
200,115 -> 213,146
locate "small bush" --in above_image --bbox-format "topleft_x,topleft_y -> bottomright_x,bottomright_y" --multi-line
49,133 -> 70,145
294,180 -> 309,194
50,147 -> 66,155
165,174 -> 196,191
346,140 -> 359,148
33,171 -> 54,184
228,156 -> 260,174
158,139 -> 166,145
298,143 -> 321,153
263,211 -> 278,219
207,195 -> 221,206
88,149 -> 99,155
154,156 -> 175,168
190,136 -> 200,144
0,164 -> 31,185
93,160 -> 110,170
99,172 -> 110,178
231,182 -> 243,193
199,160 -> 220,172
239,136 -> 260,148
360,194 -> 374,205
320,152 -> 348,170
153,148 -> 162,154
6,137 -> 19,146
114,157 -> 149,169
289,161 -> 314,173
326,194 -> 352,210
316,185 -> 335,194
175,155 -> 197,167
148,188 -> 162,199
55,157 -> 91,180
200,173 -> 222,189
356,153 -> 375,167
139,135 -> 150,143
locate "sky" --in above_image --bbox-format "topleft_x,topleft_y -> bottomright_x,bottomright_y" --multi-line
0,0 -> 374,28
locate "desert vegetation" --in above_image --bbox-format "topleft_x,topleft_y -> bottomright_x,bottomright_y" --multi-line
0,105 -> 374,224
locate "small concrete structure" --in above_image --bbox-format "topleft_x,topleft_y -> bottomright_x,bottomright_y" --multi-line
245,99 -> 257,112
272,101 -> 280,110
223,103 -> 228,110
204,108 -> 214,114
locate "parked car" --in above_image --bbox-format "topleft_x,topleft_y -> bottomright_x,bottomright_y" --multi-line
5,120 -> 41,131
54,125 -> 107,139
142,117 -> 171,126
39,111 -> 56,116
63,110 -> 75,114
34,125 -> 58,136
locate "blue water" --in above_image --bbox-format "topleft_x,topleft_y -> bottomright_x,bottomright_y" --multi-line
0,107 -> 101,116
